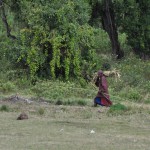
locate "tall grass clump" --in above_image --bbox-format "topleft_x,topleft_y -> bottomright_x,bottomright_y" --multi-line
38,107 -> 45,115
108,103 -> 129,115
0,105 -> 10,112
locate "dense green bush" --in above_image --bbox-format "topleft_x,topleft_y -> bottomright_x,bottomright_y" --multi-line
0,105 -> 10,112
0,81 -> 16,93
16,0 -> 102,80
108,103 -> 129,115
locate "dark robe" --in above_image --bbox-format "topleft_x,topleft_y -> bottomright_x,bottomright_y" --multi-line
94,70 -> 112,107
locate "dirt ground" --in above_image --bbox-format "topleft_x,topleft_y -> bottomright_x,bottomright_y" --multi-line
0,97 -> 150,150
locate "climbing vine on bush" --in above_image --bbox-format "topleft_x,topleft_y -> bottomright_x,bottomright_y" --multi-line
17,0 -> 99,80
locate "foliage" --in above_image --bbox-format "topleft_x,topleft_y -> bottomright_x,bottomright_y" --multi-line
14,0 -> 100,80
30,80 -> 95,103
108,103 -> 129,115
109,55 -> 150,103
0,0 -> 150,109
115,0 -> 150,57
0,81 -> 16,93
0,105 -> 10,112
1,0 -> 149,81
38,107 -> 45,115
118,32 -> 131,55
0,37 -> 19,72
77,99 -> 87,106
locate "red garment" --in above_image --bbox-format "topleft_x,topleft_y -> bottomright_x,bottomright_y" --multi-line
100,97 -> 112,106
95,70 -> 112,107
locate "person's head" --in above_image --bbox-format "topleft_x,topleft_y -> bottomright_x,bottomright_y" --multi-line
98,70 -> 103,77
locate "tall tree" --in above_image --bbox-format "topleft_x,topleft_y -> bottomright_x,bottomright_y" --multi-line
90,0 -> 124,59
101,0 -> 123,59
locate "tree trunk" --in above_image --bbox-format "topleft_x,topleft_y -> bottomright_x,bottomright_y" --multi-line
102,0 -> 123,59
0,0 -> 16,39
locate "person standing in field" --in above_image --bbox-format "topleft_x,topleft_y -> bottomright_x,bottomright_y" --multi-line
94,70 -> 112,107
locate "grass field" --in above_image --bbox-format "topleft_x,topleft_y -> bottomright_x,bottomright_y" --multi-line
0,100 -> 150,150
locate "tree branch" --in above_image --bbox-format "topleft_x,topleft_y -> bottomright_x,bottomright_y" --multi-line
0,0 -> 17,39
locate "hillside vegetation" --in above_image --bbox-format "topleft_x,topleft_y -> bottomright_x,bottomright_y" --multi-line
0,1 -> 150,149
0,0 -> 150,108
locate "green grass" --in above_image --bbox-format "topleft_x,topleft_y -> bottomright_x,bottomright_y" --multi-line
0,81 -> 16,93
108,103 -> 129,115
0,102 -> 150,150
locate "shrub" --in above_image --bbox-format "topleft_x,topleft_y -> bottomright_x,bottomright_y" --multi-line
0,105 -> 10,112
108,103 -> 128,115
143,81 -> 150,93
77,100 -> 87,106
125,88 -> 142,102
0,81 -> 16,93
38,107 -> 45,115
55,100 -> 63,105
